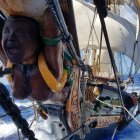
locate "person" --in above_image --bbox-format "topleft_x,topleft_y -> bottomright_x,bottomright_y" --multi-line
0,7 -> 81,133
0,8 -> 69,104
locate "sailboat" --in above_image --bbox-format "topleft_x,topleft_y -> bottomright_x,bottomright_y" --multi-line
71,0 -> 140,139
74,0 -> 139,79
0,0 -> 140,140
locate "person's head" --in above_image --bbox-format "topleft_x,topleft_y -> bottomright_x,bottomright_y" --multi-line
1,15 -> 42,64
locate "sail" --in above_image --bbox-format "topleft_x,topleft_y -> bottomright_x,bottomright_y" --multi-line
73,0 -> 140,73
109,0 -> 140,73
108,0 -> 125,5
133,0 -> 140,72
134,0 -> 140,26
95,50 -> 113,77
0,0 -> 47,24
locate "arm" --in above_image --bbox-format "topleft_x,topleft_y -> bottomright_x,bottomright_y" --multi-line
43,8 -> 64,80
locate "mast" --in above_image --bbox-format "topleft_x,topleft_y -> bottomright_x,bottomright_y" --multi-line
94,0 -> 127,118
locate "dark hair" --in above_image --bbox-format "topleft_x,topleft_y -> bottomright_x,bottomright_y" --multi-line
7,15 -> 43,47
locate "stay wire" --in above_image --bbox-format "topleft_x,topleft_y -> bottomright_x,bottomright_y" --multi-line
129,40 -> 138,77
0,103 -> 39,119
85,8 -> 97,54
95,97 -> 140,125
83,8 -> 98,62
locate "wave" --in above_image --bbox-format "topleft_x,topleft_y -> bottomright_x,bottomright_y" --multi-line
0,74 -> 140,140
0,116 -> 56,140
118,116 -> 140,140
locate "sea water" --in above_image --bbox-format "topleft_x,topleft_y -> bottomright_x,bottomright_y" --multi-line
117,74 -> 140,140
0,74 -> 140,140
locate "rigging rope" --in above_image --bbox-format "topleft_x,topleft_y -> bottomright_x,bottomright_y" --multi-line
95,98 -> 140,125
94,0 -> 127,119
47,0 -> 82,66
118,53 -> 123,77
85,8 -> 97,54
0,83 -> 38,140
82,7 -> 98,62
129,40 -> 138,77
122,54 -> 130,74
111,123 -> 119,140
0,104 -> 38,119
96,28 -> 103,75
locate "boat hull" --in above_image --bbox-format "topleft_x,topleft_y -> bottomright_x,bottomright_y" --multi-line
70,123 -> 117,140
72,83 -> 137,139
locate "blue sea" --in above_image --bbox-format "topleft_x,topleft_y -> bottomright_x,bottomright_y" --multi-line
0,74 -> 140,140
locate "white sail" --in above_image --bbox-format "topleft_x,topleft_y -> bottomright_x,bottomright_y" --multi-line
134,0 -> 140,26
0,0 -> 47,24
133,0 -> 140,72
73,0 -> 140,73
112,0 -> 140,73
95,50 -> 113,77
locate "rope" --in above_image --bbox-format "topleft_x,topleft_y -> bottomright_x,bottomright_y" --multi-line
95,98 -> 140,125
12,97 -> 21,140
17,128 -> 21,140
96,28 -> 103,75
47,0 -> 82,66
129,41 -> 138,77
0,83 -> 38,140
0,104 -> 38,118
94,0 -> 126,119
122,54 -> 130,75
83,8 -> 98,62
111,123 -> 119,140
85,8 -> 97,54
31,102 -> 40,132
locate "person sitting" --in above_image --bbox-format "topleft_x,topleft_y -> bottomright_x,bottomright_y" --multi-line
0,8 -> 69,104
